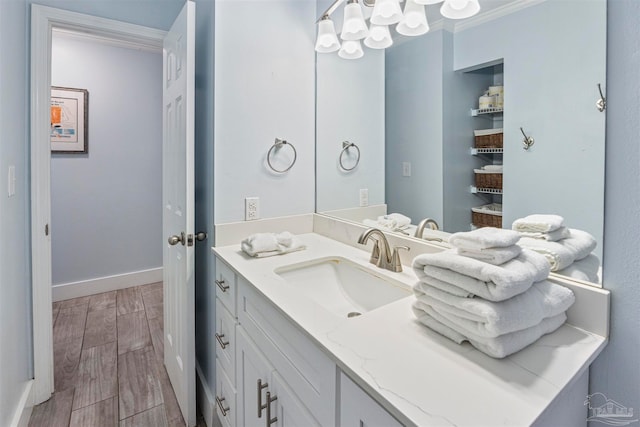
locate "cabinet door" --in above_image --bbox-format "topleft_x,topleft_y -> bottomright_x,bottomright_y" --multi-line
270,372 -> 321,427
339,372 -> 402,427
236,327 -> 274,427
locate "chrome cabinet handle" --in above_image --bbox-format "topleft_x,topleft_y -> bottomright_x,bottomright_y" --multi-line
257,379 -> 268,418
266,391 -> 278,427
215,279 -> 229,292
215,333 -> 229,349
215,395 -> 230,417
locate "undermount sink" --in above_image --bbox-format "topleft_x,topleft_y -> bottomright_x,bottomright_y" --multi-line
275,257 -> 412,318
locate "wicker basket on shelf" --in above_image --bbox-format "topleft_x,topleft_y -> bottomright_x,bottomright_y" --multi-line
474,128 -> 503,149
474,171 -> 503,189
471,203 -> 503,228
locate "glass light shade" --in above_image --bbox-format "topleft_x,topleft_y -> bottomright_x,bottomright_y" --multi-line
440,0 -> 480,19
414,0 -> 443,4
341,1 -> 369,41
396,0 -> 429,36
338,39 -> 364,59
364,24 -> 393,49
370,0 -> 403,26
315,18 -> 341,53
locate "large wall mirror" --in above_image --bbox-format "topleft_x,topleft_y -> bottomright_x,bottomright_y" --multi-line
315,0 -> 606,285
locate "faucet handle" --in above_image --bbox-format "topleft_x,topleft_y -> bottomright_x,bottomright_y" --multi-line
391,246 -> 410,272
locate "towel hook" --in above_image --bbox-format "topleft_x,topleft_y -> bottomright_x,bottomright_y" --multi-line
596,83 -> 606,112
520,127 -> 535,150
267,138 -> 297,173
339,141 -> 360,171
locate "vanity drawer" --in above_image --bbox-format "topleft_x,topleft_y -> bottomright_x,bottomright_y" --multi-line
215,298 -> 236,385
215,358 -> 237,427
237,278 -> 336,427
215,257 -> 237,316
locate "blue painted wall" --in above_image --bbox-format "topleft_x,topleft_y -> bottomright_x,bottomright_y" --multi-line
591,0 -> 640,416
50,35 -> 162,286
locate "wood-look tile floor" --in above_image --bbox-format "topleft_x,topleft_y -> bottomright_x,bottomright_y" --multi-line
29,283 -> 203,427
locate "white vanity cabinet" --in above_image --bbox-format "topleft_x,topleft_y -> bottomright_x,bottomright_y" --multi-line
339,373 -> 402,427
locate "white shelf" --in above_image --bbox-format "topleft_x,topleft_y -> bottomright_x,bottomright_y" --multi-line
470,186 -> 503,195
470,147 -> 504,155
471,107 -> 504,116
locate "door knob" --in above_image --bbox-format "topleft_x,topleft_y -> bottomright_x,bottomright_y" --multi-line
195,232 -> 207,241
168,232 -> 185,246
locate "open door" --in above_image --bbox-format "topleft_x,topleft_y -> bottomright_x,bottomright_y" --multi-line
162,1 -> 196,425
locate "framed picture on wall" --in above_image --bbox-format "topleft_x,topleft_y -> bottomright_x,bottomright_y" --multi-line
50,86 -> 89,154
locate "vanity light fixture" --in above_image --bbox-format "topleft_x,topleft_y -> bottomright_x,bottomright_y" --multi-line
315,15 -> 341,53
315,0 -> 481,58
341,0 -> 369,40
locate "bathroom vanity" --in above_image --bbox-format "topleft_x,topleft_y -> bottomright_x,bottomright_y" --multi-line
211,224 -> 609,427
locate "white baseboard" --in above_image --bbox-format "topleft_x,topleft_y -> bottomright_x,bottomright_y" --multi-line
52,267 -> 163,302
196,361 -> 220,427
10,380 -> 34,427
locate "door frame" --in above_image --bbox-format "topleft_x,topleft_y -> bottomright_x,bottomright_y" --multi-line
29,5 -> 166,404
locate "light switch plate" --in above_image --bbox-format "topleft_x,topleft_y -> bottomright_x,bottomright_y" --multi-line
7,165 -> 15,197
359,188 -> 368,207
402,162 -> 412,177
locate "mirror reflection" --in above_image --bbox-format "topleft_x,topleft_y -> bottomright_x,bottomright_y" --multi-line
316,0 -> 606,285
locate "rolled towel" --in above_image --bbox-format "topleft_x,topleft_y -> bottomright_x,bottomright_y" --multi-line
412,303 -> 568,359
456,245 -> 522,266
518,226 -> 571,242
449,227 -> 521,250
413,280 -> 575,338
482,164 -> 503,172
362,218 -> 408,233
412,249 -> 550,301
512,214 -> 565,233
241,232 -> 306,258
518,237 -> 576,271
562,229 -> 597,261
555,253 -> 601,283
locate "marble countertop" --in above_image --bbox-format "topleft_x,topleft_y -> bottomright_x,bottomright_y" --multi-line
213,233 -> 607,426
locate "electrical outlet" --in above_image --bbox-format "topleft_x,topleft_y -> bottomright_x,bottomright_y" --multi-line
245,197 -> 260,221
402,162 -> 412,177
359,189 -> 369,207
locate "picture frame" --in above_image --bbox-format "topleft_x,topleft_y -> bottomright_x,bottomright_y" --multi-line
50,86 -> 89,154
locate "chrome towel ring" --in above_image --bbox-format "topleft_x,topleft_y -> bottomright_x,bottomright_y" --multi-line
267,138 -> 297,173
339,141 -> 360,171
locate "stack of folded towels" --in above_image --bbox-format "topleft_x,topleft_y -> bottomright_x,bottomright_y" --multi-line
363,213 -> 411,233
513,214 -> 599,282
241,231 -> 305,258
411,227 -> 575,358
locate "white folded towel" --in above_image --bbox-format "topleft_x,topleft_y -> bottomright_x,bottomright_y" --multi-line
561,229 -> 597,261
412,249 -> 550,301
555,254 -> 601,283
518,226 -> 571,242
382,213 -> 412,228
449,227 -> 521,250
456,245 -> 522,266
412,280 -> 575,338
412,303 -> 568,359
482,164 -> 503,172
512,214 -> 565,233
363,213 -> 412,232
241,232 -> 306,258
518,237 -> 575,271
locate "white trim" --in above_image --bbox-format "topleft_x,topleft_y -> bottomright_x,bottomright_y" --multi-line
196,362 -> 221,427
30,4 -> 166,406
52,268 -> 163,302
52,27 -> 162,53
453,0 -> 548,33
10,380 -> 34,427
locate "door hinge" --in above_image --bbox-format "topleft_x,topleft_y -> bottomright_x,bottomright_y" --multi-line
45,224 -> 49,236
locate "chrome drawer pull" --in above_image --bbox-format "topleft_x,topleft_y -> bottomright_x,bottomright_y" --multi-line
216,279 -> 230,292
215,395 -> 230,416
215,333 -> 229,349
266,391 -> 278,426
257,379 -> 269,418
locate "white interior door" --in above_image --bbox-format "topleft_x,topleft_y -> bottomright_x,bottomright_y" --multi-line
162,1 -> 196,425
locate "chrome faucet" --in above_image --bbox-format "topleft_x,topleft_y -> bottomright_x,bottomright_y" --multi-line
357,228 -> 409,272
414,218 -> 443,241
